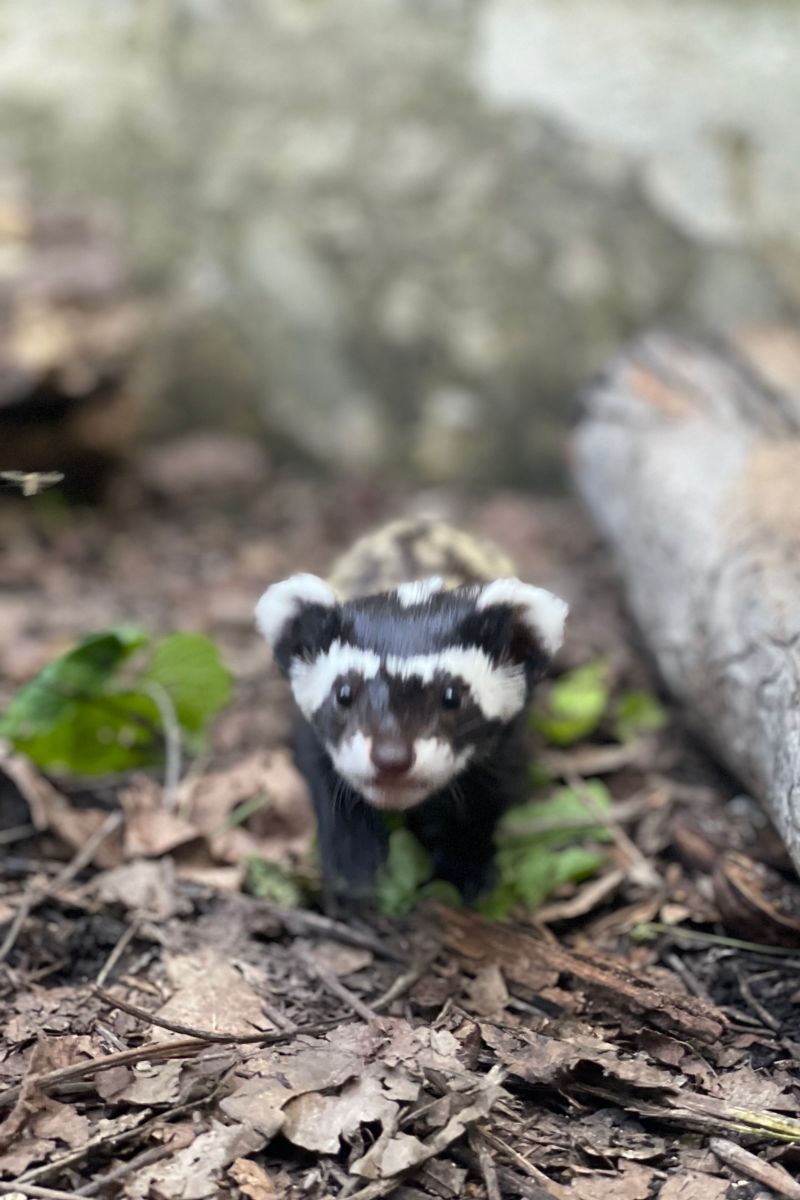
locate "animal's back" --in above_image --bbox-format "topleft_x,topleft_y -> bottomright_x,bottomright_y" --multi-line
328,517 -> 515,599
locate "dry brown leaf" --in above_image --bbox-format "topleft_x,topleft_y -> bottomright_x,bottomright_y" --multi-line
125,1119 -> 267,1200
122,780 -> 198,858
351,1070 -> 506,1180
0,750 -> 122,867
32,1097 -> 89,1148
465,963 -> 508,1017
154,949 -> 274,1041
298,937 -> 373,978
565,1160 -> 654,1200
281,1075 -> 398,1153
94,858 -> 182,919
659,1172 -> 729,1200
187,750 -> 313,862
714,1064 -> 796,1112
228,1157 -> 277,1200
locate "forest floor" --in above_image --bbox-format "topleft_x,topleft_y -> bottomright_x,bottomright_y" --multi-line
2,467 -> 800,1200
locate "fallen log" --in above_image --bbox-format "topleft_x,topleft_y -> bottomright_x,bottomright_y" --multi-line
571,333 -> 800,872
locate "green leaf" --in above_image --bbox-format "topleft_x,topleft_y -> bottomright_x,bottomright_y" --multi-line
375,828 -> 433,917
0,627 -> 148,742
613,690 -> 667,743
498,780 -> 614,848
12,690 -> 163,775
531,658 -> 609,746
418,880 -> 463,908
141,633 -> 232,741
245,858 -> 303,907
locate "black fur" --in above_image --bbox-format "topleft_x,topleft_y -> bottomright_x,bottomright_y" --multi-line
281,585 -> 550,900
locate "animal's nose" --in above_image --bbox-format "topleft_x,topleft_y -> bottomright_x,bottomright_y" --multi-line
370,738 -> 415,776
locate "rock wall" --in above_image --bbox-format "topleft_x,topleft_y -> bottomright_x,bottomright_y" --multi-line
0,0 -> 797,484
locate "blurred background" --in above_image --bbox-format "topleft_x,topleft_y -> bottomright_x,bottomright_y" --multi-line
2,0 -> 800,496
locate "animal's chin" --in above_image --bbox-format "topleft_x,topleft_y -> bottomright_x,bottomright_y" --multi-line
347,777 -> 440,812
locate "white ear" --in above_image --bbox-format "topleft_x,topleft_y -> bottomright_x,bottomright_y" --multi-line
477,578 -> 568,657
255,574 -> 337,650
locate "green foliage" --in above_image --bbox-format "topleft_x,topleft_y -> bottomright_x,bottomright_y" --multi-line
375,828 -> 436,918
478,780 -> 613,919
0,627 -> 232,775
245,858 -> 304,907
532,659 -> 609,745
532,658 -> 667,748
612,690 -> 667,743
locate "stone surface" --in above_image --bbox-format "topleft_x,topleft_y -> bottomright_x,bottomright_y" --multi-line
0,0 -> 797,484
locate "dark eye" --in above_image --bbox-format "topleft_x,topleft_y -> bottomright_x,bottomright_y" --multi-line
442,685 -> 461,711
336,683 -> 354,708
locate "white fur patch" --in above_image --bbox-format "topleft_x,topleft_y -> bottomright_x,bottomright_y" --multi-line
477,578 -> 568,657
386,648 -> 527,722
290,640 -> 380,717
255,574 -> 336,649
327,730 -> 374,783
329,733 -> 473,811
394,577 -> 444,607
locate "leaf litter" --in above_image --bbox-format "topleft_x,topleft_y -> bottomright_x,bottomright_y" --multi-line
2,483 -> 800,1197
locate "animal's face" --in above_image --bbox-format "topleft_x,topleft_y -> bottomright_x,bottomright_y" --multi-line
256,575 -> 567,810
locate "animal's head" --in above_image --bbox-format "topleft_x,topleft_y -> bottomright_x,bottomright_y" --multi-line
256,575 -> 568,810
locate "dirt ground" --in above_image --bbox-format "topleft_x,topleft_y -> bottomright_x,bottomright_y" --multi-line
2,468 -> 800,1199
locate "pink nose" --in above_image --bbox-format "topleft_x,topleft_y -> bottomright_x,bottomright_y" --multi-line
370,738 -> 415,776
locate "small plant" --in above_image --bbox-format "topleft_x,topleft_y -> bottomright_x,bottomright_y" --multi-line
375,829 -> 461,918
0,627 -> 232,775
532,658 -> 666,747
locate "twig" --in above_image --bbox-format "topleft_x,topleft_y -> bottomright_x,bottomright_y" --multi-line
373,951 -> 439,1013
94,985 -> 341,1044
0,1184 -> 85,1200
710,1137 -> 800,1199
76,1144 -> 174,1196
140,680 -> 182,812
0,822 -> 36,845
480,1129 -> 568,1200
469,1127 -> 502,1200
0,1014 -> 352,1110
94,920 -> 140,988
256,898 -> 404,961
736,969 -> 782,1032
566,772 -> 661,889
295,944 -> 376,1022
0,811 -> 123,965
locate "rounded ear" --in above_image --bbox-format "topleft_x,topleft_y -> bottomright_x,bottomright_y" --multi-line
476,578 -> 568,659
255,574 -> 338,671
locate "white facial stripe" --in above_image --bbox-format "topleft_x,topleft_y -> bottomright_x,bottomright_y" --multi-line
411,738 -> 473,786
477,578 -> 568,657
290,640 -> 380,716
327,731 -> 374,784
385,648 -> 526,721
394,577 -> 444,607
255,573 -> 336,649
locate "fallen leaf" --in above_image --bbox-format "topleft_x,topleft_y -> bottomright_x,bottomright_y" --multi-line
153,949 -> 274,1040
122,779 -> 198,858
282,1074 -> 398,1153
565,1160 -> 654,1200
94,857 -> 182,919
125,1120 -> 266,1200
659,1172 -> 729,1200
465,964 -> 508,1017
298,937 -> 373,978
715,1064 -> 796,1112
228,1157 -> 277,1200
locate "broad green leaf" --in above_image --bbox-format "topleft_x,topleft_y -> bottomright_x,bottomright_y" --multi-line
141,633 -> 232,740
245,858 -> 303,907
476,879 -> 519,920
498,780 -> 614,848
0,628 -> 148,742
12,690 -> 162,775
613,690 -> 667,743
532,658 -> 609,746
418,880 -> 462,908
375,828 -> 433,917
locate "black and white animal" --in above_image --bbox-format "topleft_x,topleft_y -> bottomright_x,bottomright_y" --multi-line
256,519 -> 568,898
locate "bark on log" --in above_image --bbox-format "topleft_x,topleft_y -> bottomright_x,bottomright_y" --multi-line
571,333 -> 800,871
